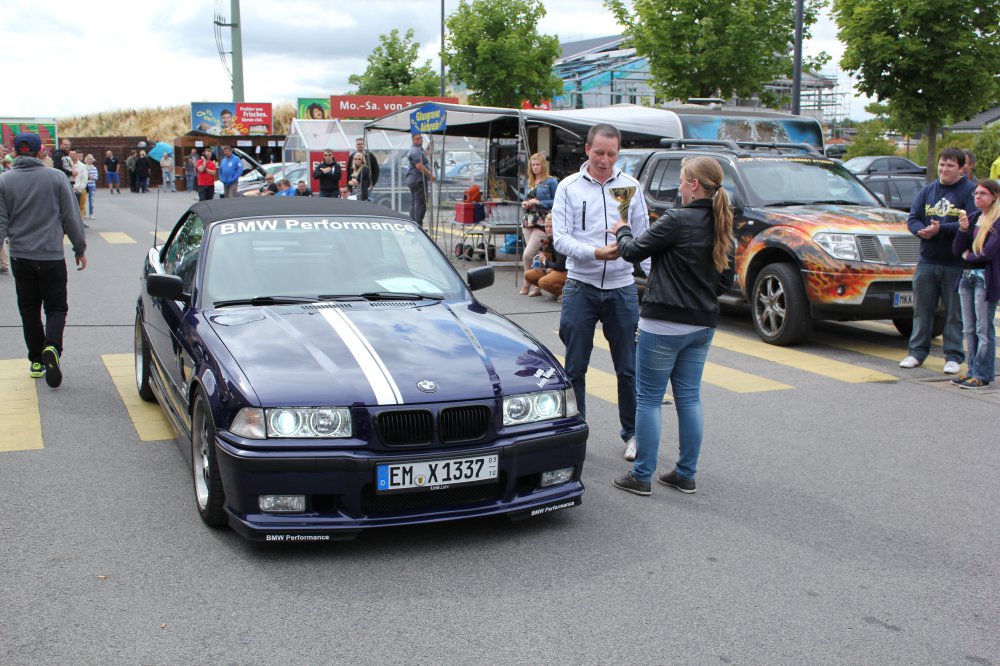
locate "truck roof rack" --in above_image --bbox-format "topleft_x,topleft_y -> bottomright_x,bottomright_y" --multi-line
658,138 -> 821,155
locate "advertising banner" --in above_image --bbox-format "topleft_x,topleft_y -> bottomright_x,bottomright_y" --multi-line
329,95 -> 459,119
191,103 -> 273,135
297,98 -> 331,120
1,120 -> 58,149
410,104 -> 446,134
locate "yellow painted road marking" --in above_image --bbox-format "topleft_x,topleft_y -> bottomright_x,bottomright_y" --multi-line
808,331 -> 966,374
99,231 -> 136,244
590,332 -> 792,393
101,353 -> 176,441
554,355 -> 621,405
711,331 -> 897,383
0,360 -> 43,452
153,230 -> 170,241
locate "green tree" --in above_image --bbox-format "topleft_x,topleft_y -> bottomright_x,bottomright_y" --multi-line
606,0 -> 827,103
444,0 -> 563,107
348,29 -> 440,96
832,0 -> 1000,178
843,120 -> 897,160
973,124 -> 1000,180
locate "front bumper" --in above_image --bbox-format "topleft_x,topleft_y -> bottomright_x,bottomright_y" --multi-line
214,424 -> 588,541
803,272 -> 916,321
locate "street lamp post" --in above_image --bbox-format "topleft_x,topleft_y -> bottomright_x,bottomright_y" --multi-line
792,0 -> 803,115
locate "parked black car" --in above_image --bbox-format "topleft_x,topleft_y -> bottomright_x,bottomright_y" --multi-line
843,155 -> 926,176
857,173 -> 926,212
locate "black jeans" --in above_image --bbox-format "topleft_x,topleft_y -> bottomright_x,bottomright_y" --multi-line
10,258 -> 69,363
198,185 -> 215,201
408,179 -> 427,227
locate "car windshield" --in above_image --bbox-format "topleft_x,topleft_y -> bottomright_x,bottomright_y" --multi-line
200,216 -> 468,307
738,156 -> 880,207
615,153 -> 646,178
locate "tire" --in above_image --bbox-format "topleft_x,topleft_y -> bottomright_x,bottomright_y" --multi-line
751,263 -> 812,345
191,392 -> 227,527
134,312 -> 155,402
892,314 -> 945,339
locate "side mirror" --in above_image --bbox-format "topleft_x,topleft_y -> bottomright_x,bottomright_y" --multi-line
146,274 -> 190,304
466,266 -> 495,292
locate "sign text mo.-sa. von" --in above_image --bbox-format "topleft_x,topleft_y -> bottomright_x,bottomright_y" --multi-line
329,95 -> 458,119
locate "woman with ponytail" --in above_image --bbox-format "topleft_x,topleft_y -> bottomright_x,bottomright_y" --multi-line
951,179 -> 1000,388
607,156 -> 734,496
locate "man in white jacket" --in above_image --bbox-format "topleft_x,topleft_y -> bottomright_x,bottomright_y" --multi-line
552,123 -> 649,462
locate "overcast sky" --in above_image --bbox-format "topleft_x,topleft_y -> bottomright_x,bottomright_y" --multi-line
3,0 -> 869,120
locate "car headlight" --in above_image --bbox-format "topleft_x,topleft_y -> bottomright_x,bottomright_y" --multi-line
503,390 -> 573,426
814,233 -> 860,261
230,408 -> 266,439
266,407 -> 352,438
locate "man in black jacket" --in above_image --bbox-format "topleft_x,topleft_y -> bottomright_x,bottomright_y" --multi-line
313,150 -> 342,197
52,138 -> 72,179
349,137 -> 379,189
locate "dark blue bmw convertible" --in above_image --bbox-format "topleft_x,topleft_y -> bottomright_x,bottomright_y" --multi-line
135,198 -> 587,541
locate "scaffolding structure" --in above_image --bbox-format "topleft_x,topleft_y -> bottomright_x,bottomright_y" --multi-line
552,37 -> 851,126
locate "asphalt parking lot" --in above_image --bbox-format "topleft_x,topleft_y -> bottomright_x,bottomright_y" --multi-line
1,188 -> 998,664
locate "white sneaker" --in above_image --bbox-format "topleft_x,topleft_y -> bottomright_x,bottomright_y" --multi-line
899,356 -> 921,368
942,361 -> 961,374
624,436 -> 637,462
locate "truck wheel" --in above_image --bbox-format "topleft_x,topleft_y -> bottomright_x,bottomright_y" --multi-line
751,264 -> 812,345
892,314 -> 945,339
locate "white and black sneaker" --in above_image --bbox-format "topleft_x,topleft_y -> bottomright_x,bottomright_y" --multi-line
623,436 -> 637,462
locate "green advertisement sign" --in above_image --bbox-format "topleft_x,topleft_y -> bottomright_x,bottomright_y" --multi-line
297,98 -> 331,120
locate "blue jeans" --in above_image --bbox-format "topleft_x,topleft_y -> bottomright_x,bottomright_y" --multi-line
958,273 -> 997,382
163,170 -> 176,192
558,279 -> 639,442
186,174 -> 196,192
87,184 -> 95,215
909,262 -> 964,363
631,328 -> 714,482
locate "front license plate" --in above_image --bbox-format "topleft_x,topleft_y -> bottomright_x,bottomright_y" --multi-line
376,454 -> 499,494
893,291 -> 914,307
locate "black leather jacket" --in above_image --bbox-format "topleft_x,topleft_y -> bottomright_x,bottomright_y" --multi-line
615,198 -> 734,328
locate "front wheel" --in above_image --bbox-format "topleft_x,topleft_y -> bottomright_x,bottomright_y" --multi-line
892,314 -> 945,339
191,392 -> 227,527
751,264 -> 812,345
134,312 -> 155,402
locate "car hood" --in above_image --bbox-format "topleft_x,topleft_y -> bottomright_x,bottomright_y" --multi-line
748,203 -> 909,234
207,301 -> 564,407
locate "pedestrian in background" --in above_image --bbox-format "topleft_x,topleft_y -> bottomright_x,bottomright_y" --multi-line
405,133 -> 434,226
951,179 -> 1000,389
0,132 -> 87,387
552,123 -> 648,462
349,137 -> 380,190
184,149 -> 198,196
520,152 -> 559,296
104,150 -> 121,194
196,148 -> 217,201
348,152 -> 370,201
313,149 -> 342,198
135,150 -> 150,193
160,151 -> 176,192
218,145 -> 242,198
85,154 -> 98,220
126,149 -> 138,192
963,150 -> 977,185
70,151 -> 89,225
523,212 -> 567,299
52,138 -> 72,179
610,156 -> 734,496
899,147 -> 976,374
295,180 -> 312,197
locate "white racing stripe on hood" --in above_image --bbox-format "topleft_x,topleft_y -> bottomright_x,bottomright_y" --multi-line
318,308 -> 403,405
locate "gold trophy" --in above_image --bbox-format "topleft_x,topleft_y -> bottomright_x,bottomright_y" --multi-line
609,186 -> 636,222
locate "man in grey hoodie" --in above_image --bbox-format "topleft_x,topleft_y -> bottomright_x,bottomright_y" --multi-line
0,132 -> 88,387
